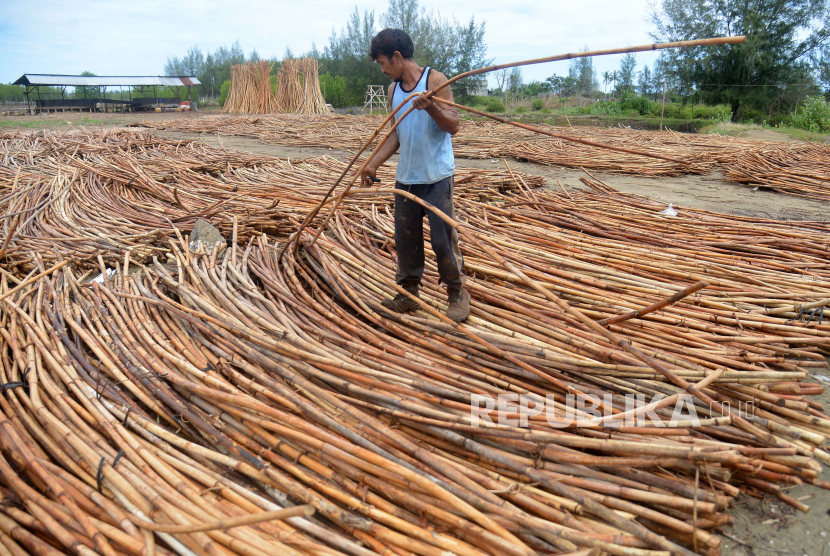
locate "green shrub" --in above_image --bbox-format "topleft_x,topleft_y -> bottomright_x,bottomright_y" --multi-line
218,80 -> 231,107
648,102 -> 663,117
792,96 -> 830,133
531,98 -> 545,111
767,113 -> 792,128
515,106 -> 528,113
319,73 -> 349,108
485,99 -> 505,113
619,94 -> 652,116
739,107 -> 764,123
661,103 -> 693,119
540,108 -> 552,114
589,101 -> 623,116
691,105 -> 713,119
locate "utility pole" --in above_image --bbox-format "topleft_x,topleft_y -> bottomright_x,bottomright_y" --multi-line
660,79 -> 667,131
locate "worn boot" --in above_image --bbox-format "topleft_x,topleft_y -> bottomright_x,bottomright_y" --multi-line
446,287 -> 470,322
381,281 -> 420,313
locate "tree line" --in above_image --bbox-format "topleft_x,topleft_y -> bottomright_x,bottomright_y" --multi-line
478,0 -> 829,128
2,0 -> 828,125
162,0 -> 490,107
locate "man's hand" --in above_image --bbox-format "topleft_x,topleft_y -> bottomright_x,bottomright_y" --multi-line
412,91 -> 434,111
360,165 -> 379,188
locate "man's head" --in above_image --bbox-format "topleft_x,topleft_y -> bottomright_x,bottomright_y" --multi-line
370,28 -> 414,82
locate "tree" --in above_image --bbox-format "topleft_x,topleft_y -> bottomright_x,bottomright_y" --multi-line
319,73 -> 349,107
639,65 -> 654,97
617,52 -> 637,94
568,47 -> 598,96
165,41 -> 246,98
450,17 -> 491,100
545,74 -> 579,96
0,84 -> 27,104
165,46 -> 204,77
494,68 -> 510,101
509,67 -> 523,93
307,42 -> 322,60
524,80 -> 551,97
602,71 -> 612,98
650,0 -> 830,120
73,71 -> 101,99
324,7 -> 385,105
379,0 -> 491,100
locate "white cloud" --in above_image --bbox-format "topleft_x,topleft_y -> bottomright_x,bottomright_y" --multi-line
1,0 -> 662,87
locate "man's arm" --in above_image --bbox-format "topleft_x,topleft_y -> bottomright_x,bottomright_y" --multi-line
360,83 -> 400,185
412,70 -> 460,135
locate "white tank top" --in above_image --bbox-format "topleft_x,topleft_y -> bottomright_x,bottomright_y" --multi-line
391,67 -> 455,185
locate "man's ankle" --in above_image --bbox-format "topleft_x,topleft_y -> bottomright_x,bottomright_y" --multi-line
400,279 -> 420,293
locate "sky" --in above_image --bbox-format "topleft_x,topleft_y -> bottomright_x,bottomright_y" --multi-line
0,0 -> 662,91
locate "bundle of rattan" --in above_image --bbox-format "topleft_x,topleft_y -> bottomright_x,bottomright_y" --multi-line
720,142 -> 830,200
0,129 -> 541,273
2,128 -> 830,556
275,58 -> 331,115
130,115 -> 756,176
0,186 -> 828,556
222,60 -> 281,114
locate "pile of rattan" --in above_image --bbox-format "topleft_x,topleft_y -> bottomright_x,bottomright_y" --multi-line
275,58 -> 331,115
222,60 -> 281,114
130,115 -> 751,176
720,141 -> 830,200
0,128 -> 829,556
131,114 -> 830,195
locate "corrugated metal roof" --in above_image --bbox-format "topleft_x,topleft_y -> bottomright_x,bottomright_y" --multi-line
13,74 -> 201,87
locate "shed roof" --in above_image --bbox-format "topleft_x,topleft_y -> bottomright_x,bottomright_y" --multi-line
13,74 -> 200,87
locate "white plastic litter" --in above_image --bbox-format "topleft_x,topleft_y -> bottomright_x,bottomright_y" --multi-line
659,203 -> 678,217
91,268 -> 116,284
815,374 -> 830,384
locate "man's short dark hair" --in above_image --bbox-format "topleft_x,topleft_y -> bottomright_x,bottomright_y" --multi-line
370,29 -> 414,61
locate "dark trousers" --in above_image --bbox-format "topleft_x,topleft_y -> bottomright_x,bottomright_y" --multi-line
394,176 -> 464,291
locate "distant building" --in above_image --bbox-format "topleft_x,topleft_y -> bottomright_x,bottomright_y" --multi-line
13,74 -> 200,113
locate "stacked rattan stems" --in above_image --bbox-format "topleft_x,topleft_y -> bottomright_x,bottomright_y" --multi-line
130,115 -> 729,176
1,129 -> 830,555
0,130 -> 537,273
222,60 -> 281,115
720,142 -> 830,201
130,113 -> 830,198
275,58 -> 331,115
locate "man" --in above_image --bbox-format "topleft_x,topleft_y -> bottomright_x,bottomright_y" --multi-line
361,28 -> 470,322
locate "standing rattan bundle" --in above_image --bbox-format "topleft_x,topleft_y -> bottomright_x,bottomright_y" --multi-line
275,58 -> 331,115
222,60 -> 280,114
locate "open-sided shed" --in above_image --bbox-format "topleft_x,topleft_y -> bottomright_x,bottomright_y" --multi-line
12,74 -> 201,112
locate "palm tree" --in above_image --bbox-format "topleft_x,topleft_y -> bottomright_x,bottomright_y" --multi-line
611,71 -> 618,99
602,71 -> 612,100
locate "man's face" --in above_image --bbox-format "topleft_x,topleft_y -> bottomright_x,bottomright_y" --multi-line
376,53 -> 404,83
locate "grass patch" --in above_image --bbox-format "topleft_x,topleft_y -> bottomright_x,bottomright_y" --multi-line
0,118 -> 106,129
505,112 -> 709,132
699,122 -> 829,142
0,120 -> 54,128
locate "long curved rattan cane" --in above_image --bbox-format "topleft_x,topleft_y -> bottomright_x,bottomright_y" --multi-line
281,35 -> 746,259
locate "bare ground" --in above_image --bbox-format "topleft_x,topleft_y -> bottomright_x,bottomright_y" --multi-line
3,111 -> 830,554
